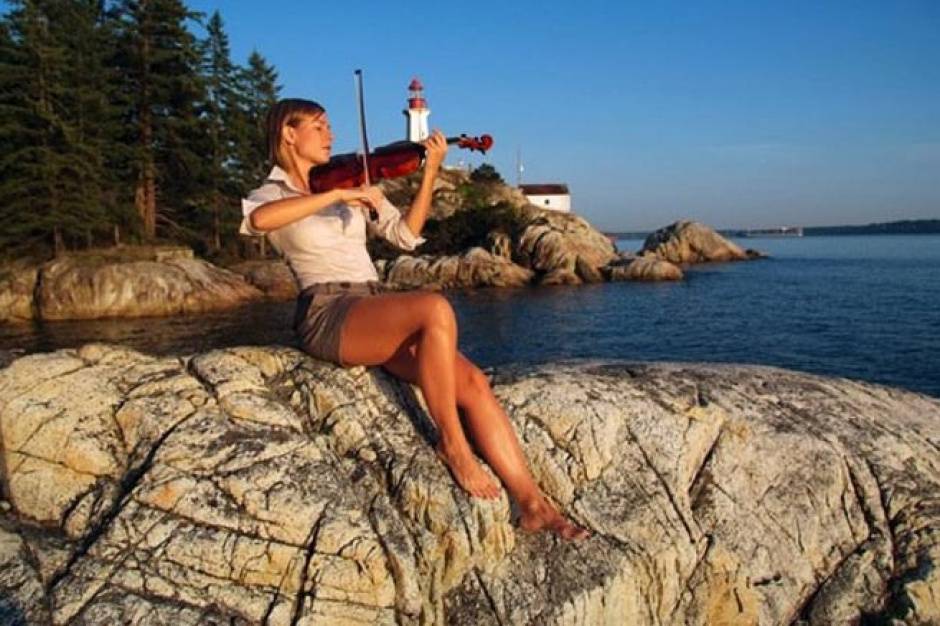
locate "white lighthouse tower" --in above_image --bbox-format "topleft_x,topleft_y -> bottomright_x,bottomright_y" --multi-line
403,77 -> 430,142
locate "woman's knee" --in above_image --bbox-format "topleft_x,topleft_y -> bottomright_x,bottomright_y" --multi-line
418,293 -> 456,333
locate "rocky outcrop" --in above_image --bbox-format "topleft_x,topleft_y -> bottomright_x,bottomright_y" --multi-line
229,260 -> 299,300
36,255 -> 263,321
379,168 -> 530,221
515,207 -> 619,285
1,345 -> 938,624
485,231 -> 513,261
640,220 -> 758,264
0,248 -> 265,323
0,264 -> 38,322
379,247 -> 534,290
605,255 -> 684,282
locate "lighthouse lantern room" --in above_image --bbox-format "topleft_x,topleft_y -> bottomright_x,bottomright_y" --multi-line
404,77 -> 430,142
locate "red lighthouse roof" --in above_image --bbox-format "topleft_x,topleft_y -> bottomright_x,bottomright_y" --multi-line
408,77 -> 423,91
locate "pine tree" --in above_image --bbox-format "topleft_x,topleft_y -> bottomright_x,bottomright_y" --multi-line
233,50 -> 279,192
0,0 -> 116,258
54,0 -> 128,247
200,10 -> 239,252
111,0 -> 207,241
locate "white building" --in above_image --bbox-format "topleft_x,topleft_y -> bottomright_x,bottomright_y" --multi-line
403,77 -> 430,142
519,184 -> 571,212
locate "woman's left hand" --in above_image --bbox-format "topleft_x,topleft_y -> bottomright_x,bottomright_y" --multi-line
422,129 -> 448,170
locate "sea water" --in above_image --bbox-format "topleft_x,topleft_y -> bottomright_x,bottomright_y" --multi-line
2,235 -> 938,398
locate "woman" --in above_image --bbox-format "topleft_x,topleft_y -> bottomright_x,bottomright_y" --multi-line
242,98 -> 588,540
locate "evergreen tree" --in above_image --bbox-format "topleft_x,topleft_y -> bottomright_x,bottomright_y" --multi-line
233,49 -> 279,191
0,0 -> 117,257
111,0 -> 207,241
199,10 -> 239,252
470,163 -> 504,184
0,1 -> 284,259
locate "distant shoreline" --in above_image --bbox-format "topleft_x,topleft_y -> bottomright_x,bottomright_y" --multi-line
607,218 -> 940,240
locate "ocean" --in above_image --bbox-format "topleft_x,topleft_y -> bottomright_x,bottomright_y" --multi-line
2,234 -> 938,398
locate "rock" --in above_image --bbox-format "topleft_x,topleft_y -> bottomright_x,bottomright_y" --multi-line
640,220 -> 758,264
480,181 -> 530,209
381,168 -> 529,224
1,345 -> 938,624
515,206 -> 618,285
380,168 -> 474,221
539,268 -> 582,286
606,256 -> 684,281
36,254 -> 263,320
228,260 -> 299,300
384,248 -> 534,290
486,231 -> 513,260
0,264 -> 38,322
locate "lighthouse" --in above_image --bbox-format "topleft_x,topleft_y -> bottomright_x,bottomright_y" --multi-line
403,77 -> 430,142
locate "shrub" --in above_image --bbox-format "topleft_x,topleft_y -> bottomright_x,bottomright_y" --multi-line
469,163 -> 503,184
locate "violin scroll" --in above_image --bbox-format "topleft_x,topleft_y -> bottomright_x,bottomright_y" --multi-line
455,134 -> 493,154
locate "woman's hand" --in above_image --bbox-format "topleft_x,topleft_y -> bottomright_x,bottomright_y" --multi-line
422,129 -> 448,170
340,185 -> 385,212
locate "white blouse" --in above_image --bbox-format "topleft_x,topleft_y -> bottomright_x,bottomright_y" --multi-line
240,165 -> 425,289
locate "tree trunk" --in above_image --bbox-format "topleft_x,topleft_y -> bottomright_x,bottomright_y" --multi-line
212,191 -> 221,252
53,227 -> 65,257
136,5 -> 157,240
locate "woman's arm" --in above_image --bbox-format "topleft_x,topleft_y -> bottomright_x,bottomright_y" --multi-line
249,187 -> 380,232
403,130 -> 448,237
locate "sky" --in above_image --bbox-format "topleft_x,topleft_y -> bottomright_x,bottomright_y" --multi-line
40,1 -> 940,230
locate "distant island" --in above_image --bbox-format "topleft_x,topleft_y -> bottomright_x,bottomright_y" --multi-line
801,219 -> 940,236
607,219 -> 940,240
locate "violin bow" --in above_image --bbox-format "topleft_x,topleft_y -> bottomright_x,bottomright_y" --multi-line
353,69 -> 378,220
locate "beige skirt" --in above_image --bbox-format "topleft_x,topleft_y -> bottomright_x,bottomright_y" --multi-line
293,281 -> 387,366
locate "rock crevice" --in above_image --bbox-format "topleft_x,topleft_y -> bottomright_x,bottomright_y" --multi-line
0,348 -> 938,624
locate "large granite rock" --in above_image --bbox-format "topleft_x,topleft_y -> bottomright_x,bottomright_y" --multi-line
229,260 -> 299,300
0,264 -> 38,322
1,345 -> 938,624
0,248 -> 266,323
515,207 -> 619,285
35,253 -> 263,321
605,255 -> 684,282
380,247 -> 534,290
641,220 -> 758,264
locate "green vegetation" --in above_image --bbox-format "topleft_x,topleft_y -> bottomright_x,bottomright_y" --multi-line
469,163 -> 503,185
369,164 -> 524,261
369,198 -> 526,261
420,201 -> 525,256
0,1 -> 280,261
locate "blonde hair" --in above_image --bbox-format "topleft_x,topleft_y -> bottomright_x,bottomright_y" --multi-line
265,98 -> 326,169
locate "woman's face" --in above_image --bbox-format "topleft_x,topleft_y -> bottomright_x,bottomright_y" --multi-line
285,113 -> 333,167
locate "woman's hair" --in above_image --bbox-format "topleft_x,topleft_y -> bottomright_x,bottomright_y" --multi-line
265,98 -> 326,169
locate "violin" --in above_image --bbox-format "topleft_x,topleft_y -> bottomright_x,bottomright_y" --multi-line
308,134 -> 494,193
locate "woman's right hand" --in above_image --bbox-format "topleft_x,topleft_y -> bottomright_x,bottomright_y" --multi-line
340,186 -> 385,211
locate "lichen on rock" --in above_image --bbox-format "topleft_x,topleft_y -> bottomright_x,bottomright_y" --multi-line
1,346 -> 938,624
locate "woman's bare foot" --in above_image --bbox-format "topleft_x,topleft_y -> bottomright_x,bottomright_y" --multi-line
519,497 -> 591,541
436,440 -> 501,499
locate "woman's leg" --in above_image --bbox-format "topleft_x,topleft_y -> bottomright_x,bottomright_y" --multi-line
338,291 -> 500,499
381,338 -> 590,540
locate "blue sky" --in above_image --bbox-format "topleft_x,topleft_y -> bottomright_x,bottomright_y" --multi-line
26,1 -> 940,230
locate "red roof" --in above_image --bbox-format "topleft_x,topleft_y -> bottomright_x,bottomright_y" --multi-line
519,184 -> 569,195
408,77 -> 423,91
